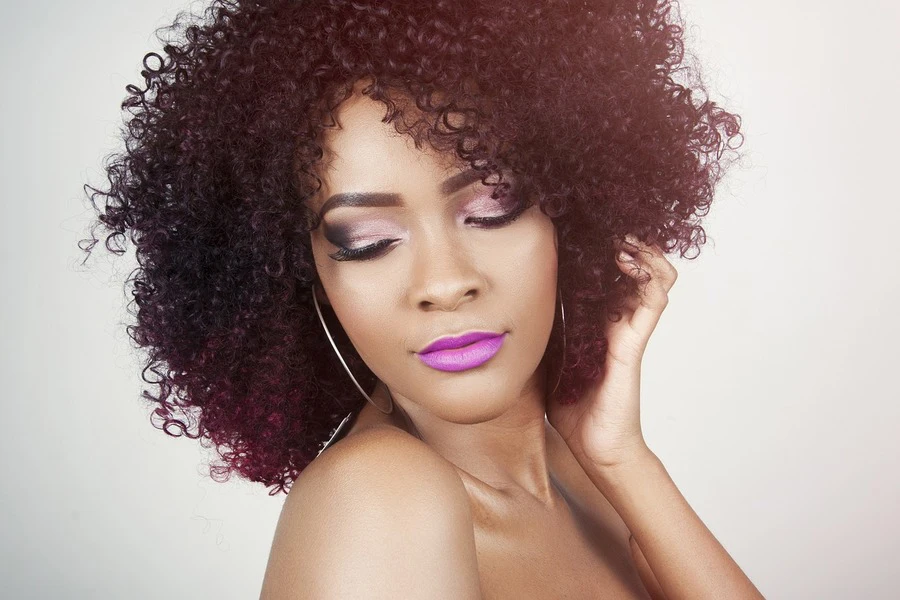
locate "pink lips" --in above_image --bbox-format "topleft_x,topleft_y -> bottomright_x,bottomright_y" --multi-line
417,331 -> 507,372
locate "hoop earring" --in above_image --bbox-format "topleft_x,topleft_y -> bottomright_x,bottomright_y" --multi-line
550,288 -> 567,398
312,284 -> 393,414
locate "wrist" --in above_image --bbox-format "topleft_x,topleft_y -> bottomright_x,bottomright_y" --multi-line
585,445 -> 662,493
579,435 -> 654,471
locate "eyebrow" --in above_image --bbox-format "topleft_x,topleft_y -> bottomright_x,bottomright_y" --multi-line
316,167 -> 489,219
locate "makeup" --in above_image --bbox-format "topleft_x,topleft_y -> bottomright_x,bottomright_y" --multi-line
321,173 -> 532,263
416,332 -> 507,372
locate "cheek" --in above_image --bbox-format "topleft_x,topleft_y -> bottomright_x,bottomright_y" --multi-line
328,279 -> 393,334
498,219 -> 558,304
320,270 -> 405,371
514,220 -> 559,350
311,234 -> 392,325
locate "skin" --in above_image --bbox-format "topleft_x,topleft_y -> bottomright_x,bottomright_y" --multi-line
262,79 -> 764,598
287,81 -> 654,597
308,82 -> 562,504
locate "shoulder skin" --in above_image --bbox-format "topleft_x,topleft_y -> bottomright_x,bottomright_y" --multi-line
260,426 -> 483,600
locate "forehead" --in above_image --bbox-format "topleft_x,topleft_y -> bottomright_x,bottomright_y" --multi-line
311,91 -> 464,207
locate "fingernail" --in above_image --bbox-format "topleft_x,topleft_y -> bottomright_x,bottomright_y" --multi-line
625,233 -> 639,245
618,251 -> 634,262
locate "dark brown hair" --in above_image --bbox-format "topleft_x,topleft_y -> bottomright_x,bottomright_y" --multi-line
81,0 -> 742,495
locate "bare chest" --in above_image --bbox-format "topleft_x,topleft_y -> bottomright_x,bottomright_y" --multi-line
465,425 -> 652,599
347,401 -> 652,598
469,494 -> 651,600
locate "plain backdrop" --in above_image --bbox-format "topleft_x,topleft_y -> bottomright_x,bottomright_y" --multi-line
2,0 -> 898,598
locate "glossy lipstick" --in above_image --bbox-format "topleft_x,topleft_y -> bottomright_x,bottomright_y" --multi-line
417,331 -> 507,372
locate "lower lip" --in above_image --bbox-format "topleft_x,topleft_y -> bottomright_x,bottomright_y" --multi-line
417,333 -> 507,372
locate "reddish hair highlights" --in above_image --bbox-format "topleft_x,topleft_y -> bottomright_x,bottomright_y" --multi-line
82,0 -> 742,495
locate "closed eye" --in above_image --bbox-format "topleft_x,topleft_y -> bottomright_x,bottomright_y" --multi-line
327,196 -> 533,262
328,238 -> 399,262
465,196 -> 531,228
326,176 -> 534,263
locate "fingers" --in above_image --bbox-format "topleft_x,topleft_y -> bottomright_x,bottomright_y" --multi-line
613,233 -> 677,340
615,234 -> 677,291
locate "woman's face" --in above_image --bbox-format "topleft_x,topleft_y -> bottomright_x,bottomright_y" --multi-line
306,89 -> 558,425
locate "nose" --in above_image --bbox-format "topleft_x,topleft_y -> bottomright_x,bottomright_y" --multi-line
409,230 -> 485,312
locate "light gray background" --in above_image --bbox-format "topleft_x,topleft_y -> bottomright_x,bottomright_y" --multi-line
2,0 -> 898,598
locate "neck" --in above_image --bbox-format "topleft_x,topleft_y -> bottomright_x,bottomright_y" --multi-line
373,377 -> 563,509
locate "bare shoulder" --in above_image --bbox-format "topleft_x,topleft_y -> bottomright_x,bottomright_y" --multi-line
260,426 -> 482,600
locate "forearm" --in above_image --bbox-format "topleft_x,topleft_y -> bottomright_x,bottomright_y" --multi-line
587,449 -> 764,600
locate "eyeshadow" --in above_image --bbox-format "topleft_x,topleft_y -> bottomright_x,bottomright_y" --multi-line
322,222 -> 353,247
320,172 -> 528,246
323,219 -> 399,248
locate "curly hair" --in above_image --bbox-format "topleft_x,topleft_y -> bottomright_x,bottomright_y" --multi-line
81,0 -> 742,495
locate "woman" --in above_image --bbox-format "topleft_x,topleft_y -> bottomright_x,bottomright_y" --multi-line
82,0 -> 758,597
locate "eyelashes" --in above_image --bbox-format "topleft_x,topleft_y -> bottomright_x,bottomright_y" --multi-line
327,192 -> 534,263
329,237 -> 395,262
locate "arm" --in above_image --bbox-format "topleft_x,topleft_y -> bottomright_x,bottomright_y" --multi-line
260,427 -> 483,600
629,533 -> 667,600
547,237 -> 764,599
589,448 -> 765,600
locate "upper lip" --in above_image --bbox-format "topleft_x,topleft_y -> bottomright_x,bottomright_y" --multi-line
418,330 -> 505,354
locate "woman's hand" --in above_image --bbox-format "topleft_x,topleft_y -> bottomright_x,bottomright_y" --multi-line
547,234 -> 678,471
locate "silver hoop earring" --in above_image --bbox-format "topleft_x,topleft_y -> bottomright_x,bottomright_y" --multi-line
550,288 -> 566,397
312,284 -> 393,414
